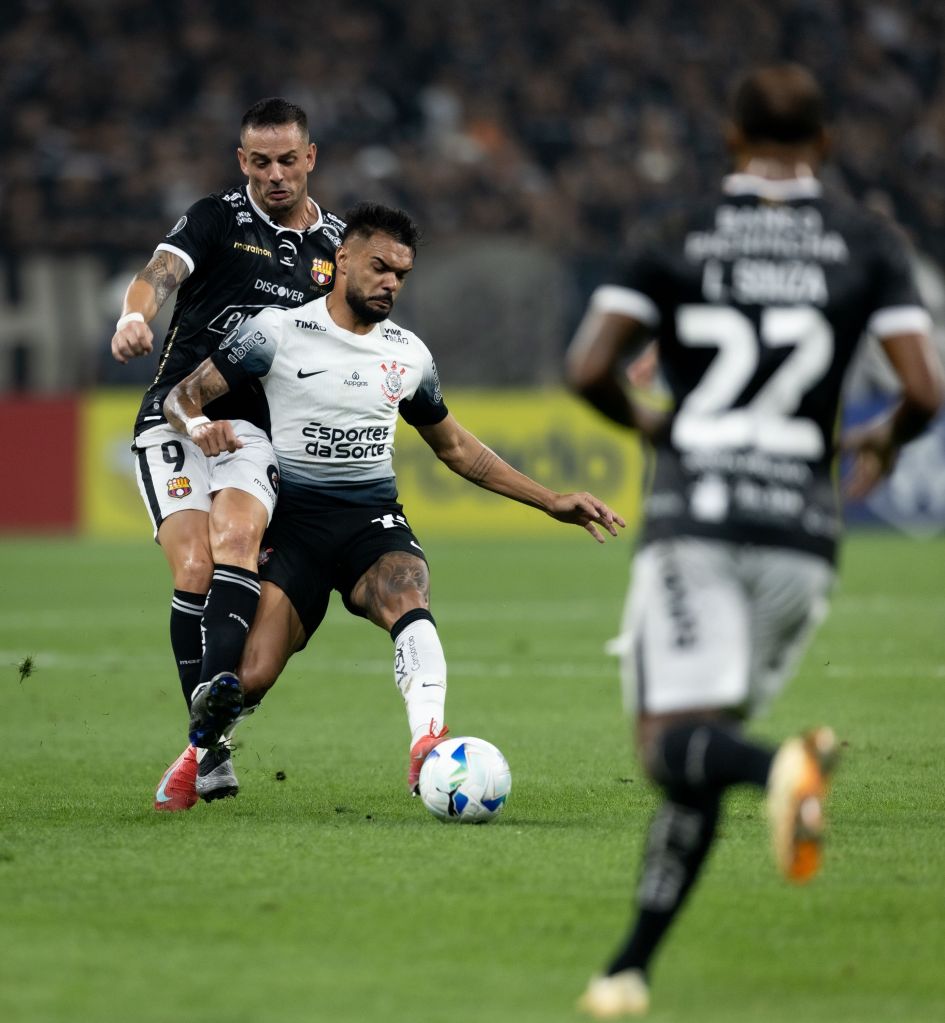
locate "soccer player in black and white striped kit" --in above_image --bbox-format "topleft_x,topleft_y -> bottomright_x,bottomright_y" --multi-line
567,65 -> 944,1017
111,98 -> 344,811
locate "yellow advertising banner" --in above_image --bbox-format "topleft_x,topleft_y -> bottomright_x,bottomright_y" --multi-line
80,390 -> 153,539
393,390 -> 644,535
79,389 -> 644,538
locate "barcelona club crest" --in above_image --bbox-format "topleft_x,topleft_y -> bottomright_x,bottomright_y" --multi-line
380,361 -> 406,403
311,258 -> 334,286
167,476 -> 192,499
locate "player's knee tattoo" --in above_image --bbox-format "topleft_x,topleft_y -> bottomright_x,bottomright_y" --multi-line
365,553 -> 430,616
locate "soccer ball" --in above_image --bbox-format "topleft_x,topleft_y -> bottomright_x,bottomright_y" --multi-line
418,736 -> 511,823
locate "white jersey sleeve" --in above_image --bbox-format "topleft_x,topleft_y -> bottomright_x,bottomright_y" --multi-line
210,307 -> 285,386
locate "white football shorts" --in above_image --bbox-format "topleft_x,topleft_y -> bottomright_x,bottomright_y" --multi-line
610,537 -> 835,718
134,420 -> 278,538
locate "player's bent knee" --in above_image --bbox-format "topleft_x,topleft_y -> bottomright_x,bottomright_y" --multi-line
172,552 -> 214,592
159,521 -> 214,590
211,524 -> 266,567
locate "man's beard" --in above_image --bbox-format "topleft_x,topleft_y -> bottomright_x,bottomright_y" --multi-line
347,285 -> 392,324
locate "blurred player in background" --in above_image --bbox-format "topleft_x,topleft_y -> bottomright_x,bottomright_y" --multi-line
566,64 -> 944,1017
110,98 -> 344,811
163,201 -> 625,796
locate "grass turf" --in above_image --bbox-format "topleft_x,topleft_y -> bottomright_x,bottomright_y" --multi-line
2,532 -> 944,1022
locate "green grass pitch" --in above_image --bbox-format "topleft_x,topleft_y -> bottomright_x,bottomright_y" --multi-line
2,531 -> 944,1022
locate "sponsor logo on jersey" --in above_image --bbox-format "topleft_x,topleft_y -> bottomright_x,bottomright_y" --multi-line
294,319 -> 327,331
344,370 -> 368,388
322,214 -> 345,246
167,215 -> 187,237
311,258 -> 334,286
258,546 -> 274,567
225,329 -> 268,363
236,211 -> 252,226
382,326 -> 406,344
267,464 -> 280,495
685,204 -> 849,264
208,305 -> 273,335
431,361 -> 443,404
255,278 -> 305,302
302,422 -> 391,459
380,361 -> 406,403
234,241 -> 273,258
167,476 -> 192,499
278,237 -> 299,268
222,189 -> 244,207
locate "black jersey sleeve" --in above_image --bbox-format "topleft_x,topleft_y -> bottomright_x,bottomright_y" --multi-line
400,358 -> 449,426
597,217 -> 678,326
864,220 -> 929,337
156,195 -> 230,273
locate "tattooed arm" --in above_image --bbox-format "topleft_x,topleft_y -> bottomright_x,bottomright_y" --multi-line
111,249 -> 191,363
415,413 -> 624,543
163,358 -> 242,457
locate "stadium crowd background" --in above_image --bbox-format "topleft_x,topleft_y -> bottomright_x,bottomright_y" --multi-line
3,0 -> 945,385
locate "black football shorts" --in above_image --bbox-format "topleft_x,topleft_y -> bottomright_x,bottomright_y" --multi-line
258,485 -> 428,641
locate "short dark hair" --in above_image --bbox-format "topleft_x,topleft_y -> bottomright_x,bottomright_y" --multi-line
240,97 -> 308,141
732,64 -> 825,144
341,202 -> 421,253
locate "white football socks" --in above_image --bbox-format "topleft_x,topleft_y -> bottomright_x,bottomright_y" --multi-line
393,618 -> 448,744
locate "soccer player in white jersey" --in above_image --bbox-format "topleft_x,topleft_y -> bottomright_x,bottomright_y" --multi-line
566,65 -> 944,1017
163,201 -> 625,796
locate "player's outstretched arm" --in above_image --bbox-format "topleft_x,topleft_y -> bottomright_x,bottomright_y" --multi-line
416,413 -> 625,543
841,330 -> 944,499
111,250 -> 191,364
163,358 -> 242,457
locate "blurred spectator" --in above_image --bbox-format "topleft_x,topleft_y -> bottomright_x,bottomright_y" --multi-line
3,0 -> 945,337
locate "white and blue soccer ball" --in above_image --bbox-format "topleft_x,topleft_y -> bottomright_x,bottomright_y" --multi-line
418,736 -> 511,823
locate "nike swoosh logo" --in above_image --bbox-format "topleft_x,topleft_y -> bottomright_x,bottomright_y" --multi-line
155,765 -> 176,803
421,682 -> 446,689
155,748 -> 194,804
410,541 -> 424,552
297,369 -> 327,378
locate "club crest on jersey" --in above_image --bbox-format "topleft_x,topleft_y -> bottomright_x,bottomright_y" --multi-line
167,476 -> 192,499
311,258 -> 334,286
380,361 -> 406,403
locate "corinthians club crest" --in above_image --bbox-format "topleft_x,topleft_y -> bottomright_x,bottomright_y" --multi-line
380,361 -> 406,403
